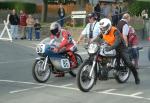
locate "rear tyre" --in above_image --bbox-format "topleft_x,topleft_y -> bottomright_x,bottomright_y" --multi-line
115,60 -> 131,83
69,53 -> 83,77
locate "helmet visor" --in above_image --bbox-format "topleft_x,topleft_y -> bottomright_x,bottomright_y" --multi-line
50,28 -> 58,35
100,24 -> 110,34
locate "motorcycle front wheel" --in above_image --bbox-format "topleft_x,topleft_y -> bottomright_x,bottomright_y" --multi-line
69,53 -> 83,77
32,59 -> 51,83
77,60 -> 96,92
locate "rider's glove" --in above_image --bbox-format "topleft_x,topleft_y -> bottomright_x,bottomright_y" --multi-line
53,48 -> 59,53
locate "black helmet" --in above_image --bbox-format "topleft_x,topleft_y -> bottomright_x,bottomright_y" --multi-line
50,22 -> 61,35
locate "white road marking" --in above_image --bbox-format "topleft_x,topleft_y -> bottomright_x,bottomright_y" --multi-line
98,91 -> 144,99
0,79 -> 150,101
130,92 -> 143,96
61,83 -> 73,87
0,59 -> 34,64
0,80 -> 53,85
100,89 -> 116,93
9,86 -> 46,94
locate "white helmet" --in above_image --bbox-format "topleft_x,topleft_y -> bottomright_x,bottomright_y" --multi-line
99,18 -> 112,35
50,22 -> 61,35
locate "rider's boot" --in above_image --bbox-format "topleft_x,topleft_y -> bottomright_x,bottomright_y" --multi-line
68,51 -> 78,69
132,69 -> 140,84
135,73 -> 140,85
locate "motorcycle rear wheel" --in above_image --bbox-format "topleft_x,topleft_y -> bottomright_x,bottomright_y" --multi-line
69,53 -> 83,77
77,60 -> 96,92
114,60 -> 131,83
32,59 -> 51,83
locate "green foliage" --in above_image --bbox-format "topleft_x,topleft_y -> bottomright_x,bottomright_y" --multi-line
0,1 -> 36,13
128,1 -> 150,16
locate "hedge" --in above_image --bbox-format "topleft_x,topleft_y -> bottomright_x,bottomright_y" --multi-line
128,1 -> 150,16
0,1 -> 36,13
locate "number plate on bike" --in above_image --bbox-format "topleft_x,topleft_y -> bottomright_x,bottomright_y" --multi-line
61,59 -> 70,68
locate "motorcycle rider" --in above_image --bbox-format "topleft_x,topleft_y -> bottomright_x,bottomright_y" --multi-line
76,12 -> 101,44
93,18 -> 140,84
50,22 -> 77,77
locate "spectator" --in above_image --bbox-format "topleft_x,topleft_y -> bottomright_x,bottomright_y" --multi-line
58,3 -> 65,27
34,19 -> 41,40
103,3 -> 111,18
141,9 -> 148,20
9,9 -> 19,39
26,14 -> 35,40
76,12 -> 101,44
118,4 -> 123,20
94,2 -> 101,21
117,13 -> 131,47
112,5 -> 119,26
19,10 -> 27,40
128,26 -> 140,69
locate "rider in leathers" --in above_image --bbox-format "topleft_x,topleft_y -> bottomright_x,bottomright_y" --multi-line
50,22 -> 77,77
93,18 -> 140,84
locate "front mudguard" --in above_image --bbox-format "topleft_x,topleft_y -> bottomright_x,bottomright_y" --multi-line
83,58 -> 98,83
35,57 -> 45,60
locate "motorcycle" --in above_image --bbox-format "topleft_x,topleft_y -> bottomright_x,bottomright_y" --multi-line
32,38 -> 83,83
77,42 -> 131,92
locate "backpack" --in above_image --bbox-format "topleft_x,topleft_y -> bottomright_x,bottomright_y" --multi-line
128,28 -> 139,46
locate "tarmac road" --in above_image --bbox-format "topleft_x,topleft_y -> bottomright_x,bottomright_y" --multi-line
0,40 -> 150,103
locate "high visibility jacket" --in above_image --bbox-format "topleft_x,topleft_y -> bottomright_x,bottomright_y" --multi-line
102,26 -> 117,46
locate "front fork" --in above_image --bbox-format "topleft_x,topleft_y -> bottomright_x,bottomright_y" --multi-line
43,56 -> 48,71
89,56 -> 97,77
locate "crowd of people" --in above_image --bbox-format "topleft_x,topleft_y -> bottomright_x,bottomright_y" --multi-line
8,9 -> 41,41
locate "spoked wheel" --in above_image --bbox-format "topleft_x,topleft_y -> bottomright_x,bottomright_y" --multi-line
32,59 -> 51,83
77,60 -> 96,92
115,60 -> 131,83
69,53 -> 83,77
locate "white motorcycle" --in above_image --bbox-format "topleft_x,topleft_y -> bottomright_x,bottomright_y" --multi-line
32,38 -> 83,83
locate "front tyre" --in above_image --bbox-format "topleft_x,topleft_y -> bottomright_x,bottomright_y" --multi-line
69,53 -> 83,77
32,59 -> 51,83
77,60 -> 96,92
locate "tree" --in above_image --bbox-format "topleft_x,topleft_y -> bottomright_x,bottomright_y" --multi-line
41,0 -> 48,22
76,0 -> 88,10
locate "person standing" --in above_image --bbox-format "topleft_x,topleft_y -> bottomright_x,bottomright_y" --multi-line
26,14 -> 35,40
128,26 -> 140,69
34,19 -> 41,40
112,5 -> 119,26
117,13 -> 130,47
9,9 -> 19,39
19,10 -> 27,40
57,3 -> 65,27
94,2 -> 101,21
76,12 -> 100,44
